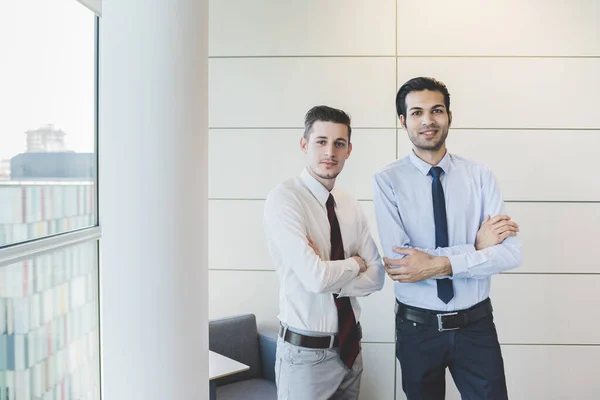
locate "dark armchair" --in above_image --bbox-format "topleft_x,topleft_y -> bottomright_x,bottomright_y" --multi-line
209,314 -> 278,399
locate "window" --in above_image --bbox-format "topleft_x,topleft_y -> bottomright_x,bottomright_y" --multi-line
0,241 -> 100,399
0,0 -> 97,247
0,1 -> 100,399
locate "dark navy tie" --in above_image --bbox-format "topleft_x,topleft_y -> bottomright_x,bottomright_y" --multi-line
429,166 -> 454,304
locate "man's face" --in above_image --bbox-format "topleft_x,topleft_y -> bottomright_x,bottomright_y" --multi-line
300,120 -> 352,182
400,90 -> 452,153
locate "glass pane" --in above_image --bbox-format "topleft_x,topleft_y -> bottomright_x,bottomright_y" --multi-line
0,241 -> 100,400
0,0 -> 97,247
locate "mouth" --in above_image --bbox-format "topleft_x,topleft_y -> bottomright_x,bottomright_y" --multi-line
419,129 -> 438,138
320,161 -> 338,167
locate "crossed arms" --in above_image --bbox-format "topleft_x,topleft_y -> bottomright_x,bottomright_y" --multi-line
372,169 -> 522,283
264,188 -> 384,296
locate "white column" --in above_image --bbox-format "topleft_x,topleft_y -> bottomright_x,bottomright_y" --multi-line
99,0 -> 208,399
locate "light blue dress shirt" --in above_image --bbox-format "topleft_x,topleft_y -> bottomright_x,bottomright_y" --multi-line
373,151 -> 522,312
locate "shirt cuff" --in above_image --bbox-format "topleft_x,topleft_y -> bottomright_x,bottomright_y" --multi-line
347,256 -> 361,276
335,258 -> 360,297
447,246 -> 477,279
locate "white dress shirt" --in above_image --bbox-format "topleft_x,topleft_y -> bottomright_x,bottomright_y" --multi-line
264,169 -> 384,334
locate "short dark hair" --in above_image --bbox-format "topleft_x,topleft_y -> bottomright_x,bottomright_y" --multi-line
303,105 -> 352,142
396,77 -> 451,118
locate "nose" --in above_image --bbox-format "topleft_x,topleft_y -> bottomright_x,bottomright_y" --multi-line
421,111 -> 434,125
325,142 -> 336,157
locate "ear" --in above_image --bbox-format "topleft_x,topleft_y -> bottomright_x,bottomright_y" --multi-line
346,142 -> 353,159
399,115 -> 407,130
300,136 -> 308,153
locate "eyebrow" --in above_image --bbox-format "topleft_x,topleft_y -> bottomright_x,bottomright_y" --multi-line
315,136 -> 347,142
408,104 -> 446,111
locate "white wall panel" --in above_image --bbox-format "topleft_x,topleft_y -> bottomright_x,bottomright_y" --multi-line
358,275 -> 395,343
359,343 -> 396,400
336,130 -> 397,200
209,200 -> 271,270
209,270 -> 280,331
396,0 -> 600,56
492,274 -> 599,344
208,200 -> 394,272
209,270 -> 396,344
208,129 -> 303,199
210,129 -> 396,199
396,58 -> 600,129
361,198 -> 600,275
502,345 -> 600,399
210,58 -> 397,128
397,130 -> 600,201
210,0 -> 396,56
359,201 -> 380,252
505,202 -> 600,274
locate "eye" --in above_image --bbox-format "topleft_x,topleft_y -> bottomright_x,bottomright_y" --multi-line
433,109 -> 443,113
335,142 -> 347,148
316,140 -> 326,145
412,110 -> 422,116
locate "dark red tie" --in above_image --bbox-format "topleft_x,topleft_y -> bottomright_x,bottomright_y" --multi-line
326,194 -> 360,368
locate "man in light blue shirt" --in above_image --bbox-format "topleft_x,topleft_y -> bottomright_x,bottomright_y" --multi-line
373,77 -> 522,399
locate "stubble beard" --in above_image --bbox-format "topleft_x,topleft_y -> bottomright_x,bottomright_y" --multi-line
410,128 -> 449,152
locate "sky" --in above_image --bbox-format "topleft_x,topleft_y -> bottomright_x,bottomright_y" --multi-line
0,0 -> 96,161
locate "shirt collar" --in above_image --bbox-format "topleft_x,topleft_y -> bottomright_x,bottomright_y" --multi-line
409,150 -> 451,176
300,168 -> 331,207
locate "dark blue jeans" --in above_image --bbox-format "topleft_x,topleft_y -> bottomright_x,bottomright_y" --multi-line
396,312 -> 508,400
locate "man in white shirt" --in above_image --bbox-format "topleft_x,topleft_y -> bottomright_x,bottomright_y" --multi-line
264,105 -> 385,400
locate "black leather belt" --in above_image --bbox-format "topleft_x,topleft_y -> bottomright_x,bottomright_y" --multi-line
395,298 -> 493,332
278,323 -> 362,349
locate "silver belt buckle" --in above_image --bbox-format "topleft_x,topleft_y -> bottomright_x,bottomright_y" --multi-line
329,334 -> 336,349
436,312 -> 459,332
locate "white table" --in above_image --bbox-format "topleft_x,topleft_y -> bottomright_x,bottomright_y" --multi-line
209,350 -> 250,399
